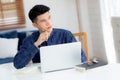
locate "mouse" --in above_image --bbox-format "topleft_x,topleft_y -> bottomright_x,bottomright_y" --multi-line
92,58 -> 99,64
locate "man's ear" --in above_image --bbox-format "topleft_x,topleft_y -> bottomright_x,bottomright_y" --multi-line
32,23 -> 37,28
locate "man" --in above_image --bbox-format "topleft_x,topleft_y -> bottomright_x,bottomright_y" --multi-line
14,5 -> 86,69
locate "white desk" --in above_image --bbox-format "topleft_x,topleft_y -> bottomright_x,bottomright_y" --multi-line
0,63 -> 120,80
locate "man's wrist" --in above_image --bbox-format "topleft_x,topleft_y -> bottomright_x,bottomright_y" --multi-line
34,41 -> 40,47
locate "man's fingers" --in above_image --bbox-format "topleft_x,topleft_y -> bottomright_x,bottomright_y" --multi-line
39,31 -> 51,42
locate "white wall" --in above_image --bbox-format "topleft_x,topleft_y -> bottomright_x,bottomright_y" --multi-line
108,0 -> 120,17
19,0 -> 79,33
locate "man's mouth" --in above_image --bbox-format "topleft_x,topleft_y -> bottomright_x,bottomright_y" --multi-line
47,26 -> 52,29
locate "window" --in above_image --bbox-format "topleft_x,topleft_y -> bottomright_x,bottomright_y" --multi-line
0,0 -> 25,30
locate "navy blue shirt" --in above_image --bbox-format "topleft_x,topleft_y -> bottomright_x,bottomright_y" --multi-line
14,28 -> 86,69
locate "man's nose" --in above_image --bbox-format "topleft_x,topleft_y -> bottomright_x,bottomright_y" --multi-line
46,20 -> 51,26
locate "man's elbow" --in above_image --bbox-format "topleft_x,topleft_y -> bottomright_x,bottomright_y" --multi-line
13,60 -> 24,69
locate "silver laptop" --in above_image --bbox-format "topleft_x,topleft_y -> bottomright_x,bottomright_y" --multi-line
39,42 -> 81,72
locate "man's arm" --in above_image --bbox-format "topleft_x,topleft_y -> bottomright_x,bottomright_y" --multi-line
14,31 -> 51,69
13,36 -> 39,69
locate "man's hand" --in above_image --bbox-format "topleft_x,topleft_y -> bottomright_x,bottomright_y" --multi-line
34,31 -> 50,47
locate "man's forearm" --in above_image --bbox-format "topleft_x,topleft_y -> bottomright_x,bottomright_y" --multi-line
13,44 -> 39,69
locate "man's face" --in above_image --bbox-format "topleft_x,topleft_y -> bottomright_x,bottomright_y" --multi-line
33,12 -> 53,33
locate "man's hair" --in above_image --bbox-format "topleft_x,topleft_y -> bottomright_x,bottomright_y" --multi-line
28,5 -> 50,22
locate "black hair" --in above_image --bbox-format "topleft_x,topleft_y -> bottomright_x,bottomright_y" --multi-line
28,5 -> 50,22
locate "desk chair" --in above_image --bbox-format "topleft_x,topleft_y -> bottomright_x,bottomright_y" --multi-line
73,32 -> 90,61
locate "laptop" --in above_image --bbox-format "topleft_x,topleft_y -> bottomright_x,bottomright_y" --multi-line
39,42 -> 82,72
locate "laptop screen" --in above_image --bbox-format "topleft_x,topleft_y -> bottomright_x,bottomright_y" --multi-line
40,42 -> 81,72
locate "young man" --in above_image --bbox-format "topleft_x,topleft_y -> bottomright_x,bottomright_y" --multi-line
14,5 -> 86,69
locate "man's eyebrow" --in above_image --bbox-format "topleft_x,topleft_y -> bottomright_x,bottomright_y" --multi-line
40,19 -> 46,22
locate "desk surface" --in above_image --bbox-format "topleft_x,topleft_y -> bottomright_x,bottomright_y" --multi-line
0,63 -> 120,80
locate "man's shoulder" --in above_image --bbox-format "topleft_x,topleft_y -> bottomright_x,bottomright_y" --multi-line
53,28 -> 71,33
24,30 -> 39,42
31,30 -> 39,36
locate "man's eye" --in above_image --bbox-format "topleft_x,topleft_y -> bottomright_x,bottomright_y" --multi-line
41,20 -> 45,22
48,16 -> 51,19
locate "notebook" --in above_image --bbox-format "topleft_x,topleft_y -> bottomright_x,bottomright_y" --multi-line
75,61 -> 108,72
39,42 -> 82,72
